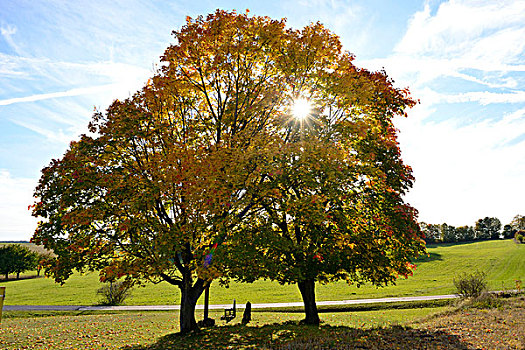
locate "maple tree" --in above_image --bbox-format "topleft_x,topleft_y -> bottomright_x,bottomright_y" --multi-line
31,10 -> 425,332
218,23 -> 426,325
32,10 -> 291,334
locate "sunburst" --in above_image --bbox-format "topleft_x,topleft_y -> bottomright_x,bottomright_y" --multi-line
291,98 -> 312,120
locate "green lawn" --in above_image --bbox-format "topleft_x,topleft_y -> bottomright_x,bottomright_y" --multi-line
0,306 -> 451,349
1,239 -> 523,306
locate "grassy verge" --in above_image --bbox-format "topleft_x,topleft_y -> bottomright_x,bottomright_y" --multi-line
4,296 -> 522,349
2,296 -> 522,349
2,240 -> 523,306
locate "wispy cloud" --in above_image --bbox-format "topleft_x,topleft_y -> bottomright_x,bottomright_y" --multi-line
375,0 -> 525,226
397,1 -> 523,82
0,84 -> 117,106
443,91 -> 525,105
0,23 -> 21,54
397,106 -> 525,226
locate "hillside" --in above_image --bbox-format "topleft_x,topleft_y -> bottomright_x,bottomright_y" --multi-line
1,239 -> 523,306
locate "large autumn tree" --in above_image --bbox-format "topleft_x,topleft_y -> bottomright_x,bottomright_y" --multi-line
218,23 -> 426,325
32,11 -> 291,333
31,10 -> 425,332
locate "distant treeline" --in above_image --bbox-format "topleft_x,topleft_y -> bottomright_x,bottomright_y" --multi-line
421,214 -> 525,244
0,240 -> 30,243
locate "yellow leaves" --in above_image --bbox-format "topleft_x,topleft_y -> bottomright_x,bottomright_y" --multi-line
196,265 -> 221,282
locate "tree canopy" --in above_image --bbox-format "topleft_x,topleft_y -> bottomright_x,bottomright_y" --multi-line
32,10 -> 425,332
217,24 -> 425,324
0,244 -> 38,280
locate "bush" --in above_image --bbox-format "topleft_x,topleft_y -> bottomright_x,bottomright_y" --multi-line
469,292 -> 503,309
453,271 -> 487,299
515,231 -> 525,243
97,280 -> 133,306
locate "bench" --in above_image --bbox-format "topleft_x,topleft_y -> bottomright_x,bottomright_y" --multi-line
220,299 -> 236,322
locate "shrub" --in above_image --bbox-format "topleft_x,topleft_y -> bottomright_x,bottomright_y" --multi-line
453,271 -> 487,299
515,231 -> 525,243
469,292 -> 503,309
97,280 -> 133,306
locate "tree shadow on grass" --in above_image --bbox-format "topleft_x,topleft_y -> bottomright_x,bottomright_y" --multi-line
124,322 -> 469,349
413,252 -> 443,263
0,274 -> 43,282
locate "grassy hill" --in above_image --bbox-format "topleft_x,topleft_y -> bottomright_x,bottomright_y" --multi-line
1,239 -> 523,306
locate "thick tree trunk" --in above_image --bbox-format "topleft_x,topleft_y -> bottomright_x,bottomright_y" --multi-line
179,277 -> 206,334
297,279 -> 320,325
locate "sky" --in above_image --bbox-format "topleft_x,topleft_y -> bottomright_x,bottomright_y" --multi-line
1,0 -> 524,241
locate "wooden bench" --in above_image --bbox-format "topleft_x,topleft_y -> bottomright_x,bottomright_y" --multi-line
221,299 -> 236,322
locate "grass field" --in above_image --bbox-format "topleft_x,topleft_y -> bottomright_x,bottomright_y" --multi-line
1,239 -> 523,306
0,305 -> 452,349
2,296 -> 523,349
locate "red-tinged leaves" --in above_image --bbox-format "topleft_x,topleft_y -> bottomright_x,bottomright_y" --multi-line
31,11 -> 424,332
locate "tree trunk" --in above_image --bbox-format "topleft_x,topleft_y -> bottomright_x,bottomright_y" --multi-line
179,277 -> 206,334
16,272 -> 20,279
297,279 -> 320,325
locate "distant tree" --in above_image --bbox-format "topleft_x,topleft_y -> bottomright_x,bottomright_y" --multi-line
489,218 -> 502,240
502,224 -> 516,239
456,225 -> 475,242
0,246 -> 15,280
441,223 -> 457,243
420,222 -> 441,243
515,230 -> 525,244
475,217 -> 501,240
0,244 -> 38,279
11,245 -> 38,279
35,252 -> 54,277
510,215 -> 525,231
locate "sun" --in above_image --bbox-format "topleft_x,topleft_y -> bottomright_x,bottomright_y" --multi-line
291,98 -> 311,120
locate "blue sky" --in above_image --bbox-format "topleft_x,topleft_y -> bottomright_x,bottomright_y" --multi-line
1,0 -> 524,240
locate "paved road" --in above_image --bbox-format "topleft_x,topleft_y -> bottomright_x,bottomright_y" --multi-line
3,294 -> 459,311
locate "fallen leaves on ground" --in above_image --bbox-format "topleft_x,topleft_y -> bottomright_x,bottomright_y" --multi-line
417,296 -> 525,350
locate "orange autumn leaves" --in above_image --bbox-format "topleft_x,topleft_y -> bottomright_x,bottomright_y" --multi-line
31,10 -> 424,321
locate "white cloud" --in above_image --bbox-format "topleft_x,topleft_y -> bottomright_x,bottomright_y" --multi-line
0,24 -> 16,37
0,84 -> 117,106
358,1 -> 525,90
0,23 -> 21,54
381,1 -> 525,227
0,170 -> 39,241
443,91 -> 525,105
280,0 -> 368,55
398,106 -> 525,227
395,1 -> 525,60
